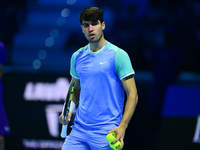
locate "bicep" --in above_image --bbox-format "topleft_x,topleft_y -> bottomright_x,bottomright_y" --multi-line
122,76 -> 137,97
71,77 -> 80,103
71,77 -> 80,90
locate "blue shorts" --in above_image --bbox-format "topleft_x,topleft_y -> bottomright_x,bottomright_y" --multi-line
62,125 -> 113,150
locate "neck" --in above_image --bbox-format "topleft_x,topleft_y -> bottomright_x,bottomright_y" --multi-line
90,36 -> 107,52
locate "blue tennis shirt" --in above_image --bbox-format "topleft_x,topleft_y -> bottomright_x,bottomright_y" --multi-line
70,41 -> 135,131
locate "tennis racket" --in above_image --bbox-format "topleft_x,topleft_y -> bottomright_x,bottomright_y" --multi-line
60,80 -> 75,138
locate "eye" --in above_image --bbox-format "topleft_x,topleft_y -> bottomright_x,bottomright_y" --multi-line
91,22 -> 99,26
82,24 -> 89,28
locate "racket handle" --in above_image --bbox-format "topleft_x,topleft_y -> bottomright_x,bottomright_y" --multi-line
61,124 -> 68,138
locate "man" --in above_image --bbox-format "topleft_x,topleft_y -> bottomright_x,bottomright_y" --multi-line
0,42 -> 11,150
59,7 -> 138,150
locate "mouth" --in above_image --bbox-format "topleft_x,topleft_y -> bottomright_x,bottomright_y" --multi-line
89,33 -> 95,38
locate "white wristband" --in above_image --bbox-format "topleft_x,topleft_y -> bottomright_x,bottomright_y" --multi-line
69,101 -> 76,113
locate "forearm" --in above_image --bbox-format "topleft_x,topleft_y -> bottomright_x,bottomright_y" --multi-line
119,93 -> 138,129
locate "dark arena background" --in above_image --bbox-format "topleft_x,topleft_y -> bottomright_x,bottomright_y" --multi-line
1,0 -> 200,150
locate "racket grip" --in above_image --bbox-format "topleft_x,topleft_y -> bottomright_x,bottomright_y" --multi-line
61,124 -> 68,138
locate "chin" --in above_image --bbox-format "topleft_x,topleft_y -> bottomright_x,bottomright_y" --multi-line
90,37 -> 101,43
88,39 -> 97,43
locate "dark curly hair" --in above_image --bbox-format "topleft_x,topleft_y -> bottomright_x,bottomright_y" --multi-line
79,7 -> 104,24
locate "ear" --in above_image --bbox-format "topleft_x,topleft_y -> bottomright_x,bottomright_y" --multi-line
102,21 -> 105,31
81,25 -> 84,33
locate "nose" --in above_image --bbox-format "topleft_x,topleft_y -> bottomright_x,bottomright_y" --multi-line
88,26 -> 94,31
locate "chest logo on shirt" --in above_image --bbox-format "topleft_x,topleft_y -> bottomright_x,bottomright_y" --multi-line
100,62 -> 107,65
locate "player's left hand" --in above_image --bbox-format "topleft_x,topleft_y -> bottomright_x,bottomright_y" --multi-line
59,112 -> 72,125
107,125 -> 126,150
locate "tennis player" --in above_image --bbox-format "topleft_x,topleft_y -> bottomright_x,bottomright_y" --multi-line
0,42 -> 11,150
59,7 -> 138,150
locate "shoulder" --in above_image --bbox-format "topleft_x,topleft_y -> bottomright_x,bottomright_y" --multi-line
106,41 -> 127,55
72,44 -> 88,59
106,42 -> 121,52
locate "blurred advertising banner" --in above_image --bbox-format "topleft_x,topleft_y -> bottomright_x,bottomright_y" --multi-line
157,85 -> 200,150
3,73 -> 73,150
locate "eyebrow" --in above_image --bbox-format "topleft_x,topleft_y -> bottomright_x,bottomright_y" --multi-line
82,21 -> 98,24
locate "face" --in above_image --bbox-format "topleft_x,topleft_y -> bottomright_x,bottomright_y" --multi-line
81,20 -> 105,43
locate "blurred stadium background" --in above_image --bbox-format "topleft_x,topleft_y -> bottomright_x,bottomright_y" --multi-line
1,0 -> 200,150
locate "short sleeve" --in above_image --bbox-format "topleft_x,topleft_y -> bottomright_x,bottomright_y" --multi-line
70,52 -> 80,79
0,42 -> 7,65
115,49 -> 135,80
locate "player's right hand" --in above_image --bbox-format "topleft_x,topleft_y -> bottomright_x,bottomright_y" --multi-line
59,112 -> 72,125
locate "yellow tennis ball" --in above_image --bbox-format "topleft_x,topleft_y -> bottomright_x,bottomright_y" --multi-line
106,132 -> 117,143
110,141 -> 121,150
